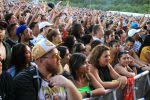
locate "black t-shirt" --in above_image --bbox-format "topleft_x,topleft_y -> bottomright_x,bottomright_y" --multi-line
0,72 -> 15,100
98,66 -> 113,81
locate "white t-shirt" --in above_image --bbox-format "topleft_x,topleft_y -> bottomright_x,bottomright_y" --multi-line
38,79 -> 67,100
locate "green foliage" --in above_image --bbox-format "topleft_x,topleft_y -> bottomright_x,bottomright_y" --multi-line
49,0 -> 150,13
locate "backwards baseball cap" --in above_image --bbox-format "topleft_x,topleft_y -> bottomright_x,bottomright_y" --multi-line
131,22 -> 138,29
32,39 -> 56,60
16,24 -> 27,36
128,29 -> 141,37
38,21 -> 53,30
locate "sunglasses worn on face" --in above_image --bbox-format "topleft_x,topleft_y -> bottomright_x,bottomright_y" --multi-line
51,53 -> 61,59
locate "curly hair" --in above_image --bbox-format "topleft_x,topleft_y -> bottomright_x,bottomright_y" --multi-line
89,45 -> 110,68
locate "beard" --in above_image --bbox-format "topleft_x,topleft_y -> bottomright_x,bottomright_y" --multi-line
46,62 -> 63,76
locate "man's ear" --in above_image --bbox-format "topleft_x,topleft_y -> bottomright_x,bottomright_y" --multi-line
37,57 -> 45,63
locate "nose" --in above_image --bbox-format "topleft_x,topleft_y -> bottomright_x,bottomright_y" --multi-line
107,56 -> 111,61
56,54 -> 61,60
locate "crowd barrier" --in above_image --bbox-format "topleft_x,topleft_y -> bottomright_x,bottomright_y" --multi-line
83,70 -> 150,100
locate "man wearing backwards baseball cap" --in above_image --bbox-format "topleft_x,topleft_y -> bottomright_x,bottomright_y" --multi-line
14,39 -> 82,100
16,24 -> 34,46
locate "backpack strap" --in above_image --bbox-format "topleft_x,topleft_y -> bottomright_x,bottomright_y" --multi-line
27,64 -> 42,100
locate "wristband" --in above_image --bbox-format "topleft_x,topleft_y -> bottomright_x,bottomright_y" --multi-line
86,91 -> 92,98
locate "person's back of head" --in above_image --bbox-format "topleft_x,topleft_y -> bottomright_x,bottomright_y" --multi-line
57,46 -> 68,59
92,24 -> 100,36
91,40 -> 102,50
71,23 -> 84,40
81,34 -> 92,45
63,35 -> 76,53
46,29 -> 62,45
139,35 -> 150,56
73,42 -> 85,53
85,25 -> 94,34
142,35 -> 150,46
46,29 -> 59,42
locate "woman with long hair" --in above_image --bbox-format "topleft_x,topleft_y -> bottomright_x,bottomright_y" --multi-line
69,53 -> 105,98
7,43 -> 32,77
89,45 -> 127,89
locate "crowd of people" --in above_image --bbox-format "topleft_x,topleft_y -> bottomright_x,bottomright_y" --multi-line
0,0 -> 150,100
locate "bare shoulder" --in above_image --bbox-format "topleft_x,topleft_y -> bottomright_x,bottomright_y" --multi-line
89,64 -> 98,73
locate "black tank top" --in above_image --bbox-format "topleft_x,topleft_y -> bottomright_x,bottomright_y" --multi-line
98,65 -> 113,81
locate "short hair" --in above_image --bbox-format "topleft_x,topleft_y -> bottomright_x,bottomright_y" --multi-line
73,42 -> 85,53
4,13 -> 13,23
57,46 -> 68,59
115,29 -> 124,37
81,34 -> 92,45
7,23 -> 17,35
71,23 -> 83,39
118,51 -> 129,59
46,29 -> 59,42
109,40 -> 119,47
91,40 -> 102,50
104,30 -> 113,37
125,37 -> 135,43
62,35 -> 76,53
29,22 -> 38,30
92,24 -> 100,35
